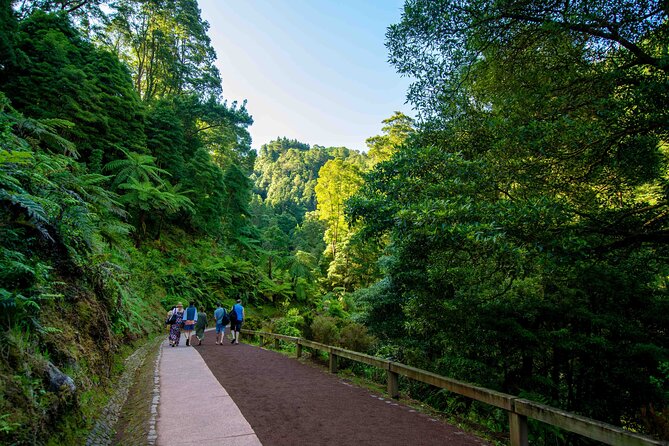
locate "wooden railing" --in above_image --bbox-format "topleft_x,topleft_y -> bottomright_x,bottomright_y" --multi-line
241,329 -> 667,446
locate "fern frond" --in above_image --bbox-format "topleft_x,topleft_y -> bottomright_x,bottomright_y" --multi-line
4,192 -> 53,239
97,219 -> 133,248
0,248 -> 34,281
12,116 -> 78,158
0,172 -> 26,194
0,149 -> 33,166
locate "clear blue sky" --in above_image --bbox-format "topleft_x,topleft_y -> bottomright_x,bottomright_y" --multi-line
197,0 -> 413,152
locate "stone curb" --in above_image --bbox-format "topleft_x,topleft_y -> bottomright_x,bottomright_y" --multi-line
85,335 -> 163,446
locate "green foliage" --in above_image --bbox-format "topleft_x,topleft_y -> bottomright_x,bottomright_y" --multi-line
344,0 -> 669,438
365,111 -> 414,165
104,149 -> 169,189
272,308 -> 304,338
339,322 -> 375,353
5,1 -> 668,444
310,315 -> 340,345
0,4 -> 262,444
142,94 -> 253,241
2,10 -> 145,168
254,138 -> 360,219
221,162 -> 254,246
316,158 -> 363,259
105,0 -> 222,101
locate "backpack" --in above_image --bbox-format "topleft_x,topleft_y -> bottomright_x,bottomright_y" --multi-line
229,307 -> 238,323
165,308 -> 177,325
221,309 -> 230,326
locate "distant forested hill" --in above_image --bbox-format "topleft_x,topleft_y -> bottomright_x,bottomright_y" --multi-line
253,137 -> 364,221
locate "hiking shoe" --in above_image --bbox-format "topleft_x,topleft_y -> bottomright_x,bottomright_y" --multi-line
199,339 -> 202,345
230,339 -> 235,344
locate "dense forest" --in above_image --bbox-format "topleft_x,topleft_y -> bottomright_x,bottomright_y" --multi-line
0,0 -> 667,445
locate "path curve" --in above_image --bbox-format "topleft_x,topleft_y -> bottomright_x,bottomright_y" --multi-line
195,336 -> 489,446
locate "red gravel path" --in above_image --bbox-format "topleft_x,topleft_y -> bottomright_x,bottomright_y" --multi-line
195,336 -> 489,446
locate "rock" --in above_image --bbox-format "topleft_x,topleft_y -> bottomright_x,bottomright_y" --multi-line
45,362 -> 76,394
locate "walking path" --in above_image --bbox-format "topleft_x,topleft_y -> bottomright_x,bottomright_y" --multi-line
156,330 -> 489,446
156,331 -> 262,446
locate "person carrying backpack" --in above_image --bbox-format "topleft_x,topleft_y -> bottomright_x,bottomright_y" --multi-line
182,301 -> 198,346
230,299 -> 244,344
213,303 -> 230,345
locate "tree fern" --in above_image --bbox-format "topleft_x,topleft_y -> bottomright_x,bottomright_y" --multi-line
104,148 -> 170,188
96,217 -> 133,250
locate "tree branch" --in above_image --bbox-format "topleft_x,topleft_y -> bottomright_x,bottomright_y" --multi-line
594,230 -> 669,253
500,12 -> 665,71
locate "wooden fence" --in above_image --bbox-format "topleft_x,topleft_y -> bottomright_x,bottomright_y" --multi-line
241,329 -> 667,446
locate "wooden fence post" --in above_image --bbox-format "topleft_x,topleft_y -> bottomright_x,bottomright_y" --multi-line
509,411 -> 528,446
387,365 -> 399,399
329,348 -> 338,374
274,338 -> 280,350
296,342 -> 302,358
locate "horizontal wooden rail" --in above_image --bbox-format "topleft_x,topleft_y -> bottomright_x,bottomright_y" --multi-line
242,329 -> 666,446
514,399 -> 664,446
331,346 -> 390,369
388,361 -> 515,411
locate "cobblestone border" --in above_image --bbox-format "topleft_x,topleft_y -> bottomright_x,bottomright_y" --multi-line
147,340 -> 163,445
85,336 -> 163,446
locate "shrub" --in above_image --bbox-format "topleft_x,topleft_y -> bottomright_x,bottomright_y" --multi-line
310,315 -> 339,345
339,322 -> 375,353
274,308 -> 304,337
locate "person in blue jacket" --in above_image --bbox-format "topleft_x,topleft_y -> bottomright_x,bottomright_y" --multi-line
182,301 -> 198,346
230,299 -> 245,344
213,303 -> 229,345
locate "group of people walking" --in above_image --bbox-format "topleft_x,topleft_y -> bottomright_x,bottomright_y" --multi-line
166,300 -> 245,347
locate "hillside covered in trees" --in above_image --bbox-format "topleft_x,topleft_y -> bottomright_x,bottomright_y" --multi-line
0,0 -> 668,445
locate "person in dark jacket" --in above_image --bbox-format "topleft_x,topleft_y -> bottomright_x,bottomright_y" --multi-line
194,309 -> 208,346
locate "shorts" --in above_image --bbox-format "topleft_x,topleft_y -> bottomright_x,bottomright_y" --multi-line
216,323 -> 226,333
232,320 -> 242,332
183,322 -> 195,331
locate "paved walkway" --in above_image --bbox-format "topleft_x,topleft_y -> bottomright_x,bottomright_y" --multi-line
156,330 -> 489,446
156,331 -> 262,446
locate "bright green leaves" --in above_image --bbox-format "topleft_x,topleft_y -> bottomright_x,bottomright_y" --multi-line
254,138 -> 337,218
316,158 -> 363,257
105,0 -> 222,101
365,111 -> 414,165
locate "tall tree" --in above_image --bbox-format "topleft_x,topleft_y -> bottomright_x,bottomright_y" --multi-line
365,111 -> 414,165
104,0 -> 221,101
349,0 -> 669,434
315,159 -> 363,265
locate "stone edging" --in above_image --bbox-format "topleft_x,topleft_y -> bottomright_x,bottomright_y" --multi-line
147,340 -> 163,445
85,335 -> 163,446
